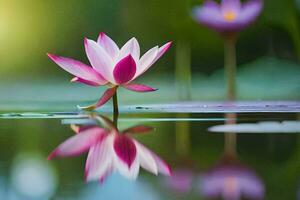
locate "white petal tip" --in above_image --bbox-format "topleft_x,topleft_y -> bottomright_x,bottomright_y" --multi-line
77,105 -> 95,111
70,77 -> 78,82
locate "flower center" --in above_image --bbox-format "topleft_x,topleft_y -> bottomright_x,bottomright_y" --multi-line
224,177 -> 238,193
223,11 -> 237,22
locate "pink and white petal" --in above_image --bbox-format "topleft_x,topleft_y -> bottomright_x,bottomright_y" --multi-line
123,84 -> 157,92
134,46 -> 158,78
84,38 -> 115,84
114,155 -> 140,180
99,164 -> 114,183
48,127 -> 106,160
134,141 -> 158,175
154,154 -> 172,176
85,135 -> 113,182
71,77 -> 102,87
47,53 -> 107,85
97,32 -> 119,60
113,134 -> 137,168
118,37 -> 140,62
154,42 -> 172,63
221,0 -> 241,13
113,55 -> 136,84
78,87 -> 116,111
123,125 -> 154,134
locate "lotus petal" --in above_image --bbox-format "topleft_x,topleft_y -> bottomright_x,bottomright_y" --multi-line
48,127 -> 106,160
97,32 -> 119,60
135,46 -> 158,78
123,83 -> 157,92
84,38 -> 115,83
118,37 -> 140,62
85,134 -> 113,182
113,55 -> 136,84
135,141 -> 158,175
113,134 -> 137,168
47,53 -> 107,85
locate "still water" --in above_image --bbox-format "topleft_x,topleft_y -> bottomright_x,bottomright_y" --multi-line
0,109 -> 299,200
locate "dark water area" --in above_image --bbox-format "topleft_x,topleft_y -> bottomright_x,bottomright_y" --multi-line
0,110 -> 299,200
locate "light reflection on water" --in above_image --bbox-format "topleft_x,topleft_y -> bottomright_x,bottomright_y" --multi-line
0,111 -> 298,199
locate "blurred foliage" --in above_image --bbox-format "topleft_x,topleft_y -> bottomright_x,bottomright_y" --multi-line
1,0 -> 300,79
263,0 -> 300,58
0,0 -> 121,78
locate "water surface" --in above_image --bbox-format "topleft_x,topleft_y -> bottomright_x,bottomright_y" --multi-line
0,105 -> 299,199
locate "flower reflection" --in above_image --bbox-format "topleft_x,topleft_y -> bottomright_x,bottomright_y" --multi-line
202,114 -> 265,200
48,116 -> 171,183
200,161 -> 265,200
164,168 -> 194,194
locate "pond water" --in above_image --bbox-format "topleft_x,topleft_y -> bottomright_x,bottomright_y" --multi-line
0,104 -> 299,200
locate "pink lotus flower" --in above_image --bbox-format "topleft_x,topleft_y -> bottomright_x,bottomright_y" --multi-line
48,33 -> 172,110
48,122 -> 171,182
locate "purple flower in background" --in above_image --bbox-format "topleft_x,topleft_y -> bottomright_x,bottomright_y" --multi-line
48,33 -> 171,110
192,0 -> 263,33
200,164 -> 265,200
48,120 -> 171,183
164,168 -> 194,194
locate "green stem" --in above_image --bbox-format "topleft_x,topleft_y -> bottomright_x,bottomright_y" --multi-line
113,90 -> 119,128
224,36 -> 237,101
175,40 -> 191,100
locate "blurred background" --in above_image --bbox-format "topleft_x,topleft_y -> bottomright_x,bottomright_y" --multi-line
0,0 -> 300,109
0,0 -> 299,200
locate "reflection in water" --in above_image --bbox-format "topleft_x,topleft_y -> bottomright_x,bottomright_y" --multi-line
200,161 -> 265,200
164,168 -> 194,195
201,114 -> 265,200
164,111 -> 196,196
79,173 -> 160,200
0,112 -> 297,198
164,113 -> 265,199
48,115 -> 171,183
175,113 -> 191,157
209,121 -> 300,133
11,153 -> 58,199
